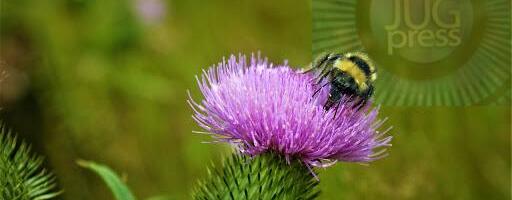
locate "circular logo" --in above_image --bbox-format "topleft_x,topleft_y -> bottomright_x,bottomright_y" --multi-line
359,0 -> 479,80
313,0 -> 511,106
371,0 -> 473,64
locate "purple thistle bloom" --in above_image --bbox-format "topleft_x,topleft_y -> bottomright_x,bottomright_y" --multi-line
188,54 -> 392,169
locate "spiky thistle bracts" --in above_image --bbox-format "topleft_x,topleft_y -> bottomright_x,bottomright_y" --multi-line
0,124 -> 60,200
193,152 -> 319,200
188,54 -> 392,169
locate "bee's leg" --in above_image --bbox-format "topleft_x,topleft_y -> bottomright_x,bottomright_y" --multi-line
312,81 -> 330,97
317,59 -> 330,74
314,69 -> 331,85
301,63 -> 314,73
308,65 -> 330,87
314,54 -> 342,84
354,98 -> 366,110
333,98 -> 343,118
323,99 -> 334,110
314,62 -> 336,85
301,53 -> 330,73
355,85 -> 373,110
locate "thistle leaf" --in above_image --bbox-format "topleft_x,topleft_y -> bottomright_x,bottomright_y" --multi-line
192,152 -> 320,200
0,123 -> 61,200
77,160 -> 136,200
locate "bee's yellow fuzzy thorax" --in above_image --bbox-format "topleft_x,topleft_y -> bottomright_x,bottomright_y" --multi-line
335,59 -> 368,90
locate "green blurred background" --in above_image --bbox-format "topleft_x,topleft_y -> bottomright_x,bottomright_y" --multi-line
0,0 -> 510,199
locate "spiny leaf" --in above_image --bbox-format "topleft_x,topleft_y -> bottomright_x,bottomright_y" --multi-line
77,160 -> 136,200
192,152 -> 320,200
0,123 -> 61,200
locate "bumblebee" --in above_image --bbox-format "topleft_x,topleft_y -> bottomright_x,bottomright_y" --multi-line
302,52 -> 377,110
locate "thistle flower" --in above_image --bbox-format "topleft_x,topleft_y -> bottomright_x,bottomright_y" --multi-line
189,54 -> 392,169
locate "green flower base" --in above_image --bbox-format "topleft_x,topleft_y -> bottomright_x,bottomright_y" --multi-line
192,152 -> 320,200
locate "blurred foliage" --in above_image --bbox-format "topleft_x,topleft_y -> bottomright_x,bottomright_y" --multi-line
0,123 -> 60,200
78,160 -> 136,200
0,0 -> 509,200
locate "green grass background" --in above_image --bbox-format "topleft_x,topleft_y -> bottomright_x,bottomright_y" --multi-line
0,0 -> 510,199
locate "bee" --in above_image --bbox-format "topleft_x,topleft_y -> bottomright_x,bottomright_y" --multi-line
302,52 -> 377,111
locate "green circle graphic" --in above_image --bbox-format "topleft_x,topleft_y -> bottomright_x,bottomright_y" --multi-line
313,0 -> 511,106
